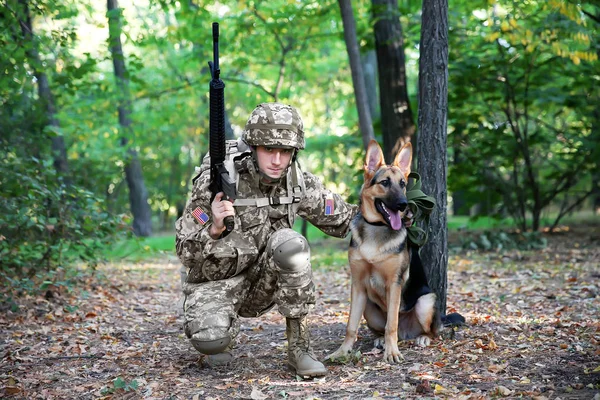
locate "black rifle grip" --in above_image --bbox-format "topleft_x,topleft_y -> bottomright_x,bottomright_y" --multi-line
224,215 -> 234,232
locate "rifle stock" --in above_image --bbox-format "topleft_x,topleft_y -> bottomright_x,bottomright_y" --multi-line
208,22 -> 236,232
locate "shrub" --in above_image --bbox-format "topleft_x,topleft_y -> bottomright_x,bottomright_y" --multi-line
0,150 -> 127,285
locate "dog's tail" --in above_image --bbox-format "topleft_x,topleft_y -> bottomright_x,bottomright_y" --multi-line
398,247 -> 442,340
398,292 -> 441,340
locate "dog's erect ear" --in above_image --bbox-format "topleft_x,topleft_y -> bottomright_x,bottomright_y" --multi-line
393,142 -> 412,178
364,140 -> 385,176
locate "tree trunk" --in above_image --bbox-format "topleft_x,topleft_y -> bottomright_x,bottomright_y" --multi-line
338,0 -> 375,150
372,0 -> 416,163
17,0 -> 70,179
361,50 -> 380,122
416,0 -> 449,315
107,0 -> 152,237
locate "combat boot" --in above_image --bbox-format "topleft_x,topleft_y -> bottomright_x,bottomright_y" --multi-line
204,351 -> 233,367
286,317 -> 328,378
199,339 -> 235,368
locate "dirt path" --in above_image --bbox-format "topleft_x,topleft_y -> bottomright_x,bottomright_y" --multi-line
1,229 -> 599,399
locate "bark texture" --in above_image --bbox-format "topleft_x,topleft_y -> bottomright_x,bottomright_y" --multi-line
416,0 -> 449,314
372,0 -> 415,163
338,0 -> 375,150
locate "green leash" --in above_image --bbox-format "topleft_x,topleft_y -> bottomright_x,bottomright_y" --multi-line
406,172 -> 436,247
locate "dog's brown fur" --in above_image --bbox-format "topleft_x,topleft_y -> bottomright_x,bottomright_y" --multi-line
326,140 -> 440,363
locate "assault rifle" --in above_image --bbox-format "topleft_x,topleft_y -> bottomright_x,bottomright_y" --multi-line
208,22 -> 236,232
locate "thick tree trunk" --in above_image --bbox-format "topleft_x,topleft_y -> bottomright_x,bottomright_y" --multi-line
17,0 -> 70,179
416,0 -> 449,315
372,0 -> 415,163
338,0 -> 375,150
107,0 -> 152,237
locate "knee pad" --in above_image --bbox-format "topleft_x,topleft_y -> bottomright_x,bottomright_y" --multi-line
186,314 -> 233,355
271,232 -> 310,272
190,335 -> 232,355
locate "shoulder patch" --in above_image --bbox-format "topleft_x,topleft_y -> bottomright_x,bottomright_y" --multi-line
324,194 -> 334,216
191,207 -> 210,225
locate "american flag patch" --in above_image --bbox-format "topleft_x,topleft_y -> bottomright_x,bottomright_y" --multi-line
324,196 -> 334,216
191,207 -> 209,225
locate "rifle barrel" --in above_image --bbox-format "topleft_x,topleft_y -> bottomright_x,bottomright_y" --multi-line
212,22 -> 219,78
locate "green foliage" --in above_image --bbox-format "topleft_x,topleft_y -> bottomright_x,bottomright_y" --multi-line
1,0 -> 598,284
100,377 -> 139,395
103,234 -> 175,262
460,230 -> 548,251
447,0 -> 599,230
0,143 -> 127,283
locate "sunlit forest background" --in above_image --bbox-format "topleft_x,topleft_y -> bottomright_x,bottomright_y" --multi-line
1,0 -> 598,279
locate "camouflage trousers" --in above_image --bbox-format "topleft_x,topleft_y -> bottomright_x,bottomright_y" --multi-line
182,229 -> 315,349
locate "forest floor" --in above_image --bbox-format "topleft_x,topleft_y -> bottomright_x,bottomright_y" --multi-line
1,224 -> 599,399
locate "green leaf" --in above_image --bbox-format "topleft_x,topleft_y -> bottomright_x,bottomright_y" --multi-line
113,377 -> 126,389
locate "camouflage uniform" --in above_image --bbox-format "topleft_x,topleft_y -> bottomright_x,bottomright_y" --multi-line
175,103 -> 358,374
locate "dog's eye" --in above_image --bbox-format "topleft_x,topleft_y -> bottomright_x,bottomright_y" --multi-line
400,181 -> 406,188
379,179 -> 390,187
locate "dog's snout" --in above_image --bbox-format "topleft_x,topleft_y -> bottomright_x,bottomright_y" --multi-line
398,201 -> 408,212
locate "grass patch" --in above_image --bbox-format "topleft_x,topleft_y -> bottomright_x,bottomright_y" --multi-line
105,211 -> 599,262
448,210 -> 600,231
104,234 -> 175,262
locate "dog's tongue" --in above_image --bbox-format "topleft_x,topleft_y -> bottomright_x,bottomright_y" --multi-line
389,210 -> 403,230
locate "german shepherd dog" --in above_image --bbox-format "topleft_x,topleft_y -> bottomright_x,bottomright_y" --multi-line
326,140 -> 440,363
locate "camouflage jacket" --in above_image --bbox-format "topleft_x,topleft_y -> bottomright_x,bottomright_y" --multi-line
175,155 -> 358,282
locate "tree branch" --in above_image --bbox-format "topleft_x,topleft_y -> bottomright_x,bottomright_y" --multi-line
550,188 -> 595,230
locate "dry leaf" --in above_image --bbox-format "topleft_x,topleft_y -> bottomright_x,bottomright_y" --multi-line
496,385 -> 513,396
488,363 -> 507,373
250,387 -> 268,400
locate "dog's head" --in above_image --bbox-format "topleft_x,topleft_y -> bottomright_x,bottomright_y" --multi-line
360,140 -> 412,231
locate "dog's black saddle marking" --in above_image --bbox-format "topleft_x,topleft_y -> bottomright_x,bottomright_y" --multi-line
402,246 -> 434,311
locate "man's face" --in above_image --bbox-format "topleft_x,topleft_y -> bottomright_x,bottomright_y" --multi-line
255,146 -> 294,179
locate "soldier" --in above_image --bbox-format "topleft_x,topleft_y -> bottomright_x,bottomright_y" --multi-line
176,102 -> 358,378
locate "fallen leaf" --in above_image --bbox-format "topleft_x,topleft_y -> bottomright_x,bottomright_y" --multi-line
496,385 -> 513,396
2,387 -> 22,395
488,363 -> 507,373
250,387 -> 268,400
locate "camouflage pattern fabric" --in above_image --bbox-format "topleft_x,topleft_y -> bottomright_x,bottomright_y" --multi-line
242,103 -> 305,149
176,154 -> 357,349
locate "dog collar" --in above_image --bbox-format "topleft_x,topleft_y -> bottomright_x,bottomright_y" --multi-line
362,217 -> 387,227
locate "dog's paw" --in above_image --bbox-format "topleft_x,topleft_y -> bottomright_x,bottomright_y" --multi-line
373,336 -> 385,350
382,341 -> 403,364
382,347 -> 403,364
325,347 -> 353,363
415,335 -> 431,347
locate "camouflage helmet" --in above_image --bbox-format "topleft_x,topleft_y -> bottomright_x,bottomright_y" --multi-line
242,103 -> 305,150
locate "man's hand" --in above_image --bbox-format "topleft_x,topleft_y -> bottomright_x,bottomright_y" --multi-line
209,192 -> 235,239
403,209 -> 414,228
